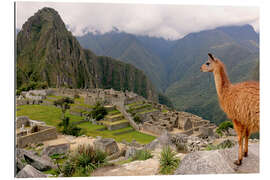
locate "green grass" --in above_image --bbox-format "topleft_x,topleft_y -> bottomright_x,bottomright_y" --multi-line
78,122 -> 155,144
126,101 -> 143,108
128,104 -> 152,113
108,109 -> 120,115
100,119 -> 128,126
162,109 -> 169,113
137,108 -> 158,115
45,95 -> 64,102
114,157 -> 133,165
74,97 -> 84,104
16,104 -> 156,144
105,113 -> 123,119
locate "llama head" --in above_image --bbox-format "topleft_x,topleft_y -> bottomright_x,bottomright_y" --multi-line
200,53 -> 218,72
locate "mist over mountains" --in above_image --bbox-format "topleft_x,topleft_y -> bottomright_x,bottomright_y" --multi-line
77,24 -> 259,124
16,6 -> 259,125
16,7 -> 158,101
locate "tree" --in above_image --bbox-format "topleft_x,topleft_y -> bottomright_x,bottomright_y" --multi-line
88,102 -> 108,121
54,97 -> 81,136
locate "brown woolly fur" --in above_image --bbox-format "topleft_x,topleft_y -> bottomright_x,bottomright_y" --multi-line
201,53 -> 259,166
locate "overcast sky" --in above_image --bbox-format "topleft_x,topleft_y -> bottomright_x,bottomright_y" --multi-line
16,1 -> 259,40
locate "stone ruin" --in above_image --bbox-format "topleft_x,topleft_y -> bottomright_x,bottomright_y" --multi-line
141,110 -> 216,137
84,88 -> 144,106
16,88 -> 217,138
93,137 -> 120,155
16,116 -> 57,148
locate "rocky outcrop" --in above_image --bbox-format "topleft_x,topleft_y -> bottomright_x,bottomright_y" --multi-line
16,165 -> 47,178
93,137 -> 120,155
42,143 -> 70,156
17,7 -> 157,101
18,149 -> 56,171
174,143 -> 259,174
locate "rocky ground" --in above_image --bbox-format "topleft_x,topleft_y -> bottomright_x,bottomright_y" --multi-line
16,132 -> 259,177
175,143 -> 259,174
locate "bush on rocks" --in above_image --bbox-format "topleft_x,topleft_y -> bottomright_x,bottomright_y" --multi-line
159,146 -> 180,175
62,144 -> 107,177
216,121 -> 234,136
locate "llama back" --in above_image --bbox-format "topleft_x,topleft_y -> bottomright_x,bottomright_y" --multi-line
220,81 -> 259,133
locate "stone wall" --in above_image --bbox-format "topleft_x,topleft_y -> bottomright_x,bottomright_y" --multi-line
142,122 -> 167,136
107,121 -> 130,131
114,101 -> 140,131
17,125 -> 57,148
16,116 -> 30,129
16,99 -> 42,106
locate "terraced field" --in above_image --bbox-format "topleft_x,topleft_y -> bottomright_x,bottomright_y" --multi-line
126,101 -> 159,116
16,96 -> 156,144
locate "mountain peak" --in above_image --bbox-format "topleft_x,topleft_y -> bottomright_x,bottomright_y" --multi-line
21,7 -> 65,33
17,7 -> 158,101
35,7 -> 60,19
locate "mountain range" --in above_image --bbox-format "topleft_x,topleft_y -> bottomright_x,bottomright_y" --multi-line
77,24 -> 259,124
16,7 -> 259,125
16,7 -> 158,101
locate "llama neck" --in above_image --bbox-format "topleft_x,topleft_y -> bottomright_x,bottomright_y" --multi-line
213,65 -> 231,98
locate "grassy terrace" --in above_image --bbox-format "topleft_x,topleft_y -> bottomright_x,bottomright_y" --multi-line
137,108 -> 159,114
44,95 -> 64,102
126,101 -> 144,108
128,104 -> 152,112
107,109 -> 120,115
16,104 -> 155,144
100,119 -> 128,125
106,113 -> 123,119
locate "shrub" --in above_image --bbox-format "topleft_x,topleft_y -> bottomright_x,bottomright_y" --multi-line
250,132 -> 260,139
58,117 -> 82,137
132,150 -> 153,161
53,97 -> 74,107
159,146 -> 180,175
74,94 -> 80,99
89,102 -> 108,121
133,116 -> 142,124
17,81 -> 48,95
205,144 -> 218,151
62,159 -> 76,177
216,121 -> 234,136
65,124 -> 82,137
62,145 -> 107,177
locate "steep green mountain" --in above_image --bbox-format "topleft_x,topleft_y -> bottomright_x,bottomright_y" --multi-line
77,31 -> 168,91
76,24 -> 259,125
165,26 -> 259,124
16,7 -> 157,101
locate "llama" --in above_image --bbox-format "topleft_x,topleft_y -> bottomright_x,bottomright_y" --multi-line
200,53 -> 259,166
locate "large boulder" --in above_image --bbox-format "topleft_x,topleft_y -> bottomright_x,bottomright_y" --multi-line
42,143 -> 70,156
216,139 -> 236,149
22,149 -> 55,171
16,158 -> 26,171
125,146 -> 137,159
16,165 -> 47,178
93,138 -> 119,155
174,143 -> 259,175
199,127 -> 214,137
144,139 -> 160,151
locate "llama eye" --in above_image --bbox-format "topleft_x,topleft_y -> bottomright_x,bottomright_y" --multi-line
206,62 -> 210,66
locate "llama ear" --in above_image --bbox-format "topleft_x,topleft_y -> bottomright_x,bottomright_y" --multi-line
208,53 -> 216,62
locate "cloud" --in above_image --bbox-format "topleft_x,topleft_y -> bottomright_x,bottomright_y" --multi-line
16,2 -> 259,40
